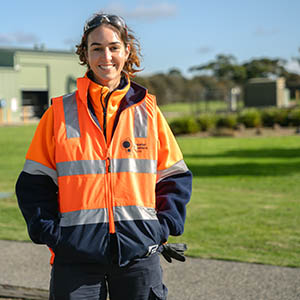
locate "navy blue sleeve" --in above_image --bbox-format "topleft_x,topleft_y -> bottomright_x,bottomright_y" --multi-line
155,170 -> 192,243
15,171 -> 61,248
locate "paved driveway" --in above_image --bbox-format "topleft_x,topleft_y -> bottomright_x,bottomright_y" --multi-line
0,240 -> 299,300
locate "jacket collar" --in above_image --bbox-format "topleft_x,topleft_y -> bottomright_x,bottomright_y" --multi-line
76,73 -> 150,140
76,73 -> 131,105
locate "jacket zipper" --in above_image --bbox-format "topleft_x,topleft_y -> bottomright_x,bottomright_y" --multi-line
88,88 -> 143,234
102,92 -> 115,233
106,157 -> 115,233
85,94 -> 115,234
102,92 -> 112,141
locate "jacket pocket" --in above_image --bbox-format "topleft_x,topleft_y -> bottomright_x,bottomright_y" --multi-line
28,210 -> 61,249
151,219 -> 165,246
54,223 -> 110,264
149,283 -> 168,300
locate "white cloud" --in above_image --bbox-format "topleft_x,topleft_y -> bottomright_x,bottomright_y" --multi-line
103,2 -> 177,21
0,33 -> 14,44
14,32 -> 39,44
285,59 -> 300,74
254,26 -> 279,37
64,37 -> 79,46
0,31 -> 39,45
197,46 -> 214,55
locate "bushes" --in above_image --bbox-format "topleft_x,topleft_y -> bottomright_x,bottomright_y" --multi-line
261,108 -> 291,127
168,107 -> 300,135
197,113 -> 217,131
169,117 -> 200,135
290,108 -> 300,126
238,109 -> 262,128
216,114 -> 238,129
261,109 -> 278,127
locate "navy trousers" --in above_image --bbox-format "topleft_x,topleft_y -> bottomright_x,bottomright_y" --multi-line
49,253 -> 167,300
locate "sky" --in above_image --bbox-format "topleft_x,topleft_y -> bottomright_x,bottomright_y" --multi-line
1,0 -> 300,77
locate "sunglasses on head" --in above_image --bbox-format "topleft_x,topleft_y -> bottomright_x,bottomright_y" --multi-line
84,14 -> 126,33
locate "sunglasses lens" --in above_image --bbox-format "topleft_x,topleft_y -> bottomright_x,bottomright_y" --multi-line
84,14 -> 126,33
109,15 -> 126,28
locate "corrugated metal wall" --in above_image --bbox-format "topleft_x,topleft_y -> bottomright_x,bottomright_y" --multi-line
0,68 -> 19,123
0,49 -> 85,123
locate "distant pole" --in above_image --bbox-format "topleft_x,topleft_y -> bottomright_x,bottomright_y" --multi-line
204,89 -> 209,112
0,99 -> 6,123
228,87 -> 240,112
7,108 -> 11,123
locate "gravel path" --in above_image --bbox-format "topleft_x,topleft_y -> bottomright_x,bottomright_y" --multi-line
0,240 -> 299,300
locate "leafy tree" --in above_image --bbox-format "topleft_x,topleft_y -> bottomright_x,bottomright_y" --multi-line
136,70 -> 188,105
189,54 -> 288,85
189,54 -> 247,84
292,47 -> 300,66
243,58 -> 287,79
134,51 -> 300,105
287,48 -> 300,98
284,72 -> 300,98
168,68 -> 183,77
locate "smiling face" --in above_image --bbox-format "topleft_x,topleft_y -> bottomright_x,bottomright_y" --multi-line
85,24 -> 130,90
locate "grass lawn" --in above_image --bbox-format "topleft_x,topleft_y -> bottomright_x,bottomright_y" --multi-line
1,125 -> 300,267
159,100 -> 244,120
170,135 -> 300,267
0,124 -> 37,241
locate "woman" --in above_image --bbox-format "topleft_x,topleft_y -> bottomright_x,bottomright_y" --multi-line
16,12 -> 192,300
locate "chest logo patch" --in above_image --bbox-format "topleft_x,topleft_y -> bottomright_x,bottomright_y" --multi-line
121,138 -> 148,154
122,138 -> 132,152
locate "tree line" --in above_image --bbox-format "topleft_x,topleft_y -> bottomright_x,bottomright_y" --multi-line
134,52 -> 300,105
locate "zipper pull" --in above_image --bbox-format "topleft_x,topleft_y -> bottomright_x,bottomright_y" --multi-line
103,108 -> 107,140
107,158 -> 111,173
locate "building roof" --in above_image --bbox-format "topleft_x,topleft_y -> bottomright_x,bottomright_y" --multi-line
0,46 -> 75,55
0,47 -> 77,68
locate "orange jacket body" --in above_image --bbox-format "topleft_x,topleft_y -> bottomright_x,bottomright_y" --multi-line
17,75 -> 192,266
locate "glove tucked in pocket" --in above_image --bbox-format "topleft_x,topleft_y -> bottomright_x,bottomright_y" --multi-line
160,243 -> 187,263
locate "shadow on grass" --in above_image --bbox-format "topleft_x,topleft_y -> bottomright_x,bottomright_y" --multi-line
184,148 -> 300,159
187,161 -> 300,177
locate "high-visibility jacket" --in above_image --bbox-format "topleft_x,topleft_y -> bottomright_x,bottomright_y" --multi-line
16,76 -> 192,266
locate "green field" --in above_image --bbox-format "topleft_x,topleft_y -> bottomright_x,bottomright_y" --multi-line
172,135 -> 300,267
159,100 -> 243,120
0,125 -> 300,267
0,124 -> 37,240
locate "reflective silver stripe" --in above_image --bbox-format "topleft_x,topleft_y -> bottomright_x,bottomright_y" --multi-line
111,158 -> 157,174
56,160 -> 106,177
23,159 -> 57,185
114,206 -> 158,222
63,92 -> 80,139
59,208 -> 108,227
157,160 -> 189,183
134,101 -> 148,138
56,158 -> 156,177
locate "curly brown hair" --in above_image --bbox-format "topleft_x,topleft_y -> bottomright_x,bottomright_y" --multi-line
76,13 -> 142,77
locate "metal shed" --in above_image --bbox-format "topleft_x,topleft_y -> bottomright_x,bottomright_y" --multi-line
0,47 -> 84,123
244,77 -> 290,108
